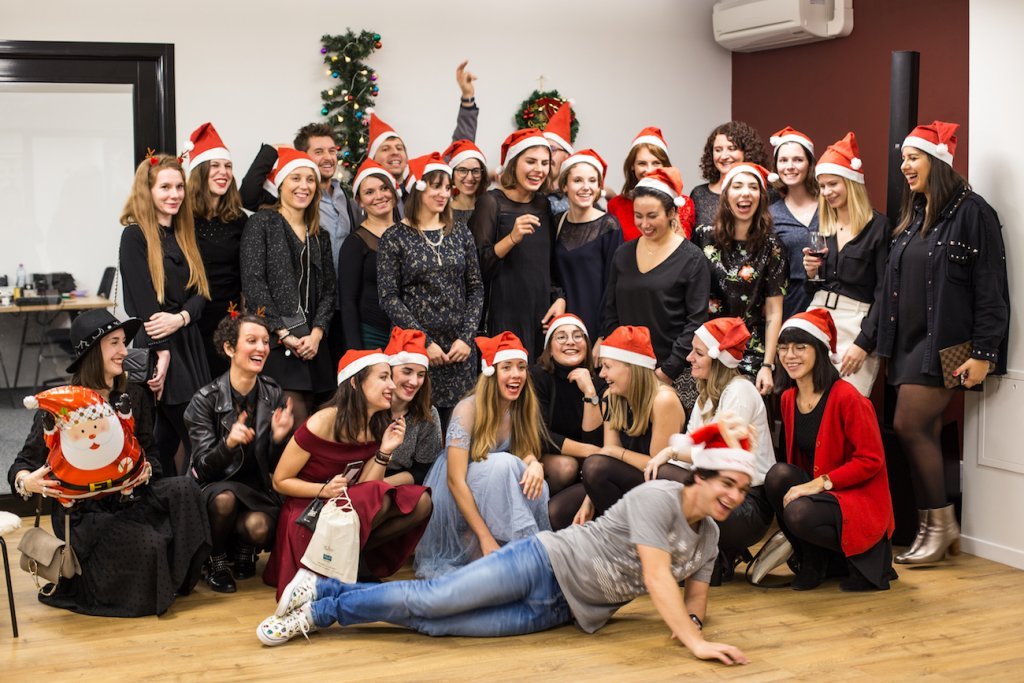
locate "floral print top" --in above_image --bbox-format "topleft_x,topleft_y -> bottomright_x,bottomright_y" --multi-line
691,224 -> 788,375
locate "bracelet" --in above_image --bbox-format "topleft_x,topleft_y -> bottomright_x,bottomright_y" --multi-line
460,96 -> 476,104
619,448 -> 626,461
689,613 -> 703,631
178,312 -> 188,326
509,234 -> 520,245
374,450 -> 392,466
14,472 -> 30,500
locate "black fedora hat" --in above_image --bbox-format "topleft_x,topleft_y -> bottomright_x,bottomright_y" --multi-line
66,309 -> 143,374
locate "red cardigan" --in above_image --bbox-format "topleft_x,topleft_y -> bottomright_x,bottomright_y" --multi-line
607,194 -> 695,241
781,379 -> 895,556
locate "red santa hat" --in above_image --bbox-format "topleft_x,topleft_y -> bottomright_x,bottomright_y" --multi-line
722,162 -> 778,191
634,167 -> 687,207
630,126 -> 669,154
264,147 -> 320,194
543,101 -> 575,154
599,326 -> 657,370
781,308 -> 839,363
498,128 -> 550,172
404,152 -> 452,193
336,348 -> 390,384
475,332 -> 528,377
24,385 -> 116,425
668,422 -> 757,480
902,120 -> 959,167
769,125 -> 814,157
444,139 -> 487,169
815,132 -> 865,184
352,158 -> 397,196
694,317 -> 750,370
559,148 -> 608,183
385,328 -> 429,368
182,122 -> 231,176
366,111 -> 402,160
543,313 -> 589,348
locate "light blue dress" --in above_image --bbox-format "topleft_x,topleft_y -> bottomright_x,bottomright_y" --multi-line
414,396 -> 551,578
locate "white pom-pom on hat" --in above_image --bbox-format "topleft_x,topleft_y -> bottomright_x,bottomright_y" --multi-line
830,352 -> 841,364
769,135 -> 782,146
182,140 -> 195,153
23,395 -> 38,410
668,433 -> 694,458
600,189 -> 607,198
767,172 -> 780,183
364,107 -> 375,117
673,196 -> 685,207
850,157 -> 862,170
936,142 -> 948,154
415,180 -> 426,191
707,347 -> 720,359
482,365 -> 495,377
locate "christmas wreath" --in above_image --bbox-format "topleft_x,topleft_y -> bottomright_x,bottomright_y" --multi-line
514,90 -> 578,142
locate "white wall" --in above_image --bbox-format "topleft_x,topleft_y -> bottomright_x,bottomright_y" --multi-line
963,0 -> 1024,569
3,0 -> 730,196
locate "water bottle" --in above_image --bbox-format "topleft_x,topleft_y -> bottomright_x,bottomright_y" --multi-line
15,263 -> 27,288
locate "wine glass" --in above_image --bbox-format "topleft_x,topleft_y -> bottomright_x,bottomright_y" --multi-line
808,232 -> 829,282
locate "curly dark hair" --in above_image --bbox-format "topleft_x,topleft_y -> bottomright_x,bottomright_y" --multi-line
213,313 -> 271,359
698,121 -> 771,183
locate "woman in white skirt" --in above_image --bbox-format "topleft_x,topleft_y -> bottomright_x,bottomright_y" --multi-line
802,132 -> 890,396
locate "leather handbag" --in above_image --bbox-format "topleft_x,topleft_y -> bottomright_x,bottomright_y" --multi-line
745,529 -> 794,586
939,341 -> 974,389
18,497 -> 82,595
295,481 -> 331,532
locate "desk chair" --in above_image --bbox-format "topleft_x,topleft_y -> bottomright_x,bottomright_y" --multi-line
0,511 -> 20,637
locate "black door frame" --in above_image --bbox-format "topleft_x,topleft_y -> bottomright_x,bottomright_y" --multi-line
0,40 -> 175,516
0,39 -> 176,163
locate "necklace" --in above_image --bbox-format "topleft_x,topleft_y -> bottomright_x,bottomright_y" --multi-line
419,227 -> 445,265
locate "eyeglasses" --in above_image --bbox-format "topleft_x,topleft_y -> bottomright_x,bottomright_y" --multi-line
454,167 -> 483,178
552,332 -> 587,344
777,343 -> 810,356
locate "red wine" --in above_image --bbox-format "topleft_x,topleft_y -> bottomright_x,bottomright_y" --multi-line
808,249 -> 828,259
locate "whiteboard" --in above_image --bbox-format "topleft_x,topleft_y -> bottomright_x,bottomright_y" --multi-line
0,82 -> 135,299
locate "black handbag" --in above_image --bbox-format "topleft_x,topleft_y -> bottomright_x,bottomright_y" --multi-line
123,347 -> 155,383
281,310 -> 311,340
295,481 -> 331,531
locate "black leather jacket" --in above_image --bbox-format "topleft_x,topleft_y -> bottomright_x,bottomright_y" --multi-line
184,373 -> 287,497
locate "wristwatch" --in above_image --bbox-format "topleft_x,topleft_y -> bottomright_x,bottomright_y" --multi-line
763,362 -> 776,371
582,394 -> 600,406
821,474 -> 833,491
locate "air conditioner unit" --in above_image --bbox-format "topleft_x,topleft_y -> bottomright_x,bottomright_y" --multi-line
713,0 -> 853,53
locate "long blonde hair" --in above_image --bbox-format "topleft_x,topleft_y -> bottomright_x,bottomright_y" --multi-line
120,154 -> 210,302
469,370 -> 543,463
605,363 -> 659,438
818,176 -> 873,238
695,361 -> 741,423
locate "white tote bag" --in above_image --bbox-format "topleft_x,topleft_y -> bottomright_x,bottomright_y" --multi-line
300,490 -> 360,583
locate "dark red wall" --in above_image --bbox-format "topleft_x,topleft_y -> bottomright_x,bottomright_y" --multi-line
731,0 -> 969,207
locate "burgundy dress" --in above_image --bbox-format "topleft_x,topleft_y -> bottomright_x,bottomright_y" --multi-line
263,423 -> 431,597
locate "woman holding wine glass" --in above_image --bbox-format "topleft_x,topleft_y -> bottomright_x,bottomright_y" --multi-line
802,132 -> 889,396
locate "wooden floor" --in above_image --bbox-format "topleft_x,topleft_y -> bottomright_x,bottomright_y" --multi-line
2,518 -> 1023,681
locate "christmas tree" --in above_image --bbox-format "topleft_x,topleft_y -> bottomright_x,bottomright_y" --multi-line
318,29 -> 382,189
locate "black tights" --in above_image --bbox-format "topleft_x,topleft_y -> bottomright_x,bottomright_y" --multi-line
208,491 -> 275,556
582,454 -> 644,517
545,455 -> 586,530
764,463 -> 842,554
156,402 -> 191,476
893,384 -> 955,509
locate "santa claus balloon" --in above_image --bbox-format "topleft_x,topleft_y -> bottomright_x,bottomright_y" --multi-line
23,385 -> 149,505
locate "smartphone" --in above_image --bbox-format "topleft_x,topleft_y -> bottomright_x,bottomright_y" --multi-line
343,461 -> 363,481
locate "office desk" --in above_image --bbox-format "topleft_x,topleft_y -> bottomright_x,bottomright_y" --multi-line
0,296 -> 114,390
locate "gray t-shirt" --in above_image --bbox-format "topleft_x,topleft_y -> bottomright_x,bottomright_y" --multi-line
537,480 -> 719,633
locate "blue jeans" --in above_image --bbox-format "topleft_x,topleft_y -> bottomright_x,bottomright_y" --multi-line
309,536 -> 571,636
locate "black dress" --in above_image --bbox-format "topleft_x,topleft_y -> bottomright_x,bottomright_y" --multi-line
689,184 -> 720,228
691,225 -> 788,376
553,212 -> 623,338
119,224 -> 211,406
887,216 -> 941,387
470,189 -> 561,359
195,215 -> 246,377
377,222 -> 484,408
7,382 -> 210,617
339,226 -> 391,350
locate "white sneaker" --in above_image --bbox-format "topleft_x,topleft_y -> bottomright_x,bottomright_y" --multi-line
257,603 -> 317,646
276,568 -> 319,617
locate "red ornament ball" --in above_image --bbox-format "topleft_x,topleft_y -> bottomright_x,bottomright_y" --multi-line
374,41 -> 382,49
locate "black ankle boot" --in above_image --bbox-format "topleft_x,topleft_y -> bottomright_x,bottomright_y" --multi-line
206,554 -> 237,593
791,547 -> 827,591
233,544 -> 257,580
